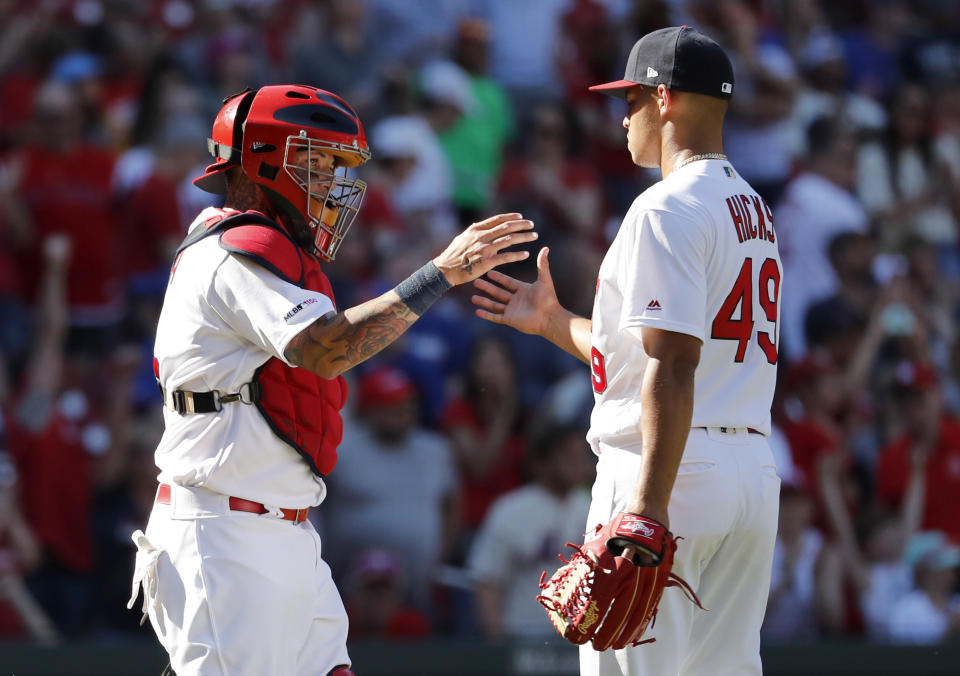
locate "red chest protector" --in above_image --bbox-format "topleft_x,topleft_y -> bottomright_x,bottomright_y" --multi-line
172,209 -> 347,476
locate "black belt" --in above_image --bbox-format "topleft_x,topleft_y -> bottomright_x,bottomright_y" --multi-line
162,382 -> 262,414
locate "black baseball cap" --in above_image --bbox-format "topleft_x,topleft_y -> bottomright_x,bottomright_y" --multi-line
589,26 -> 734,100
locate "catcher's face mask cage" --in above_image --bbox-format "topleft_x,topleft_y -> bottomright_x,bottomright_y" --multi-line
283,133 -> 367,261
240,84 -> 372,260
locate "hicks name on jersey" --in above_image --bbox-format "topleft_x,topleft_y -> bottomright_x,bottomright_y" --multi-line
725,193 -> 775,245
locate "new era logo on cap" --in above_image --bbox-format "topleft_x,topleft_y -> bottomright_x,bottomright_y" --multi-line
647,67 -> 659,78
722,82 -> 733,94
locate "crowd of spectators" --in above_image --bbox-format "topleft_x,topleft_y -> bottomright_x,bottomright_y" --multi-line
1,0 -> 959,646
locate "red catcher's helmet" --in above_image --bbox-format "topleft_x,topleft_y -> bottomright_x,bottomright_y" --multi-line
193,88 -> 256,195
194,85 -> 371,261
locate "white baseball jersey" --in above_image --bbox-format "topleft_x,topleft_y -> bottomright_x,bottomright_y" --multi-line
153,207 -> 337,508
587,159 -> 782,454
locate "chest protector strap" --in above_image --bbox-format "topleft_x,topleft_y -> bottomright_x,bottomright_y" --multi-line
162,210 -> 347,477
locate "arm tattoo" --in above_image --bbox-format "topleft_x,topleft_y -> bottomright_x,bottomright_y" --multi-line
285,294 -> 417,375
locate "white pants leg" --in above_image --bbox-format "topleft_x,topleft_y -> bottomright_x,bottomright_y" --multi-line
130,485 -> 349,676
580,428 -> 780,676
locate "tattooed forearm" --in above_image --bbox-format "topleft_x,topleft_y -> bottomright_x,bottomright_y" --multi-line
285,292 -> 417,377
330,303 -> 416,365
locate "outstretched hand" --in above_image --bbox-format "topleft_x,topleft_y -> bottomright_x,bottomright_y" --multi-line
472,247 -> 560,337
433,213 -> 537,286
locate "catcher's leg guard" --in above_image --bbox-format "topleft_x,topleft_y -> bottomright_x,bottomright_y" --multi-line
328,666 -> 355,676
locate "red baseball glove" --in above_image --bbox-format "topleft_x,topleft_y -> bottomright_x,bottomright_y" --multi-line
537,513 -> 703,651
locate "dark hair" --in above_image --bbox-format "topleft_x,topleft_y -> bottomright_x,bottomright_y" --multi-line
901,233 -> 933,257
854,503 -> 900,546
806,115 -> 847,160
882,84 -> 934,164
464,334 -> 516,401
521,103 -> 587,158
827,230 -> 866,265
804,296 -> 866,348
529,424 -> 585,465
130,52 -> 191,146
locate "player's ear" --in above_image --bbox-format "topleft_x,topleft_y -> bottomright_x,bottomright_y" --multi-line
656,85 -> 671,116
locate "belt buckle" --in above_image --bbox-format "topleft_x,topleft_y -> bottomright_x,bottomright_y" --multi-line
171,390 -> 186,414
238,382 -> 261,405
171,390 -> 222,413
172,390 -> 196,414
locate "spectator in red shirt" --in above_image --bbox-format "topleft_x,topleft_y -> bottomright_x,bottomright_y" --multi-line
113,115 -> 204,293
6,235 -> 136,636
441,336 -> 527,534
0,438 -> 57,643
0,1 -> 60,149
877,361 -> 960,544
0,152 -> 33,372
344,548 -> 431,640
497,103 -> 604,247
782,355 -> 847,499
14,81 -> 122,356
782,353 -> 865,634
557,0 -> 619,107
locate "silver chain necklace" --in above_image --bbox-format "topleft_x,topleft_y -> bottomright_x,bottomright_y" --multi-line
673,152 -> 728,171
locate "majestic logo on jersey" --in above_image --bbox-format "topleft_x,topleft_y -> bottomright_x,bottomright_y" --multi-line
646,299 -> 662,311
283,297 -> 319,322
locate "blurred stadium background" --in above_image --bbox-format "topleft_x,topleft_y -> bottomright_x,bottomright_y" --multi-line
1,0 -> 959,674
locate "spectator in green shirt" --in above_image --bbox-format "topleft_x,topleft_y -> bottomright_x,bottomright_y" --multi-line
438,19 -> 515,224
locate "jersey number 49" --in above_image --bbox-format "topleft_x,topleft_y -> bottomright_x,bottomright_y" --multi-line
711,257 -> 780,364
591,347 -> 607,393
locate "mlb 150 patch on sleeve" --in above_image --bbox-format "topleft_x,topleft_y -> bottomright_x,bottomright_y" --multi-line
283,298 -> 319,322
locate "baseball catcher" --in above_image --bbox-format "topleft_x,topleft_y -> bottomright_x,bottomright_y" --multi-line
128,83 -> 536,676
537,512 -> 702,651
